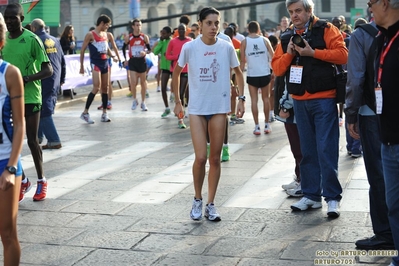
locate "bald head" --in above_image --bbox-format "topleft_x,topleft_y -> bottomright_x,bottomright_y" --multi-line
31,18 -> 45,31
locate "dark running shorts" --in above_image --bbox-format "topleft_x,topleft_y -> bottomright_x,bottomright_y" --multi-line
247,75 -> 271,88
91,62 -> 109,74
25,103 -> 42,117
129,57 -> 147,73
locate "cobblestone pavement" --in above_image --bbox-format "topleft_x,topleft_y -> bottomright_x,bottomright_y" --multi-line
1,79 -> 394,266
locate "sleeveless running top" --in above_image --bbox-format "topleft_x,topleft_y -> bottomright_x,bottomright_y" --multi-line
128,33 -> 146,58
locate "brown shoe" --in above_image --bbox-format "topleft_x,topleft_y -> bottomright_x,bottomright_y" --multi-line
42,144 -> 62,150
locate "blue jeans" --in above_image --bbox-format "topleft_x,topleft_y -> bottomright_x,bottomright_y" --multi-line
381,144 -> 399,265
38,115 -> 61,145
345,121 -> 362,154
293,98 -> 342,202
359,114 -> 392,239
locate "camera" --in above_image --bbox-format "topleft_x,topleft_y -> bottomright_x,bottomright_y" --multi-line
292,34 -> 306,48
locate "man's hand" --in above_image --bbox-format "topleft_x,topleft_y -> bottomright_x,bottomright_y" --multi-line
279,109 -> 290,119
348,123 -> 360,140
294,38 -> 315,57
119,61 -> 123,69
79,66 -> 85,75
287,37 -> 296,55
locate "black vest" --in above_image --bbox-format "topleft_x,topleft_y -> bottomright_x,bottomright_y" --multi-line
280,19 -> 336,96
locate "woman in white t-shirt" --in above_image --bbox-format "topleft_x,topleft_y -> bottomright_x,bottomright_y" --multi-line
172,6 -> 245,222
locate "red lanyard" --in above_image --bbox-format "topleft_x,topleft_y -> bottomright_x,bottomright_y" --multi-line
377,30 -> 399,85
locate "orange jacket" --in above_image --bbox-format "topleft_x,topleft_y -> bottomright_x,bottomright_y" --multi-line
271,16 -> 348,100
172,27 -> 192,38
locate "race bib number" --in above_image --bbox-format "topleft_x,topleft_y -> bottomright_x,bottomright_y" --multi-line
131,46 -> 143,57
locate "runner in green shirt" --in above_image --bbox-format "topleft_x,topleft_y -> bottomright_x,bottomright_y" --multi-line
2,3 -> 53,202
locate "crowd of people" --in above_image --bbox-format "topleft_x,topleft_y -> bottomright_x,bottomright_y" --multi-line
1,0 -> 399,265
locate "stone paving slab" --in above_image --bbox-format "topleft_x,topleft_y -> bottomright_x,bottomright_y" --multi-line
2,81 -> 395,266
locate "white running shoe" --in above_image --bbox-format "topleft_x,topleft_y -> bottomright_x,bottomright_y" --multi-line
101,113 -> 111,122
131,99 -> 139,110
291,197 -> 322,211
327,200 -> 340,218
286,184 -> 303,197
190,198 -> 203,220
205,203 -> 221,222
141,102 -> 148,111
80,112 -> 94,124
264,123 -> 272,134
282,178 -> 300,191
157,86 -> 161,92
253,125 -> 261,135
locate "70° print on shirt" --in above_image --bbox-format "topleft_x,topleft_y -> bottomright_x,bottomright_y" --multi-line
199,54 -> 220,83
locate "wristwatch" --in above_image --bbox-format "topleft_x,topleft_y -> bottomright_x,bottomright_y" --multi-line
5,166 -> 17,175
281,106 -> 288,113
238,95 -> 246,101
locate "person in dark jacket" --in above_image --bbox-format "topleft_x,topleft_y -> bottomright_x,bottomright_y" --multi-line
370,0 -> 399,265
345,20 -> 394,251
31,19 -> 65,150
60,25 -> 76,55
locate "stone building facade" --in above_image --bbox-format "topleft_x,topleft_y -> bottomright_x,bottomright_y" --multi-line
59,0 -> 369,41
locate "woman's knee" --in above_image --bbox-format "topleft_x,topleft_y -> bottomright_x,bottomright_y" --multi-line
208,156 -> 221,167
194,156 -> 207,167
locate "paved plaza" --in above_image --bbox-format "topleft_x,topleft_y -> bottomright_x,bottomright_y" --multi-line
0,79 -> 394,266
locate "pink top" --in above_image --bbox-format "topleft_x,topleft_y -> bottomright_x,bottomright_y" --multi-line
165,36 -> 192,73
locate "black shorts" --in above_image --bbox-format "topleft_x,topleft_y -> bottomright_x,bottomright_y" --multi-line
247,75 -> 271,88
161,69 -> 171,75
25,103 -> 41,117
129,57 -> 147,73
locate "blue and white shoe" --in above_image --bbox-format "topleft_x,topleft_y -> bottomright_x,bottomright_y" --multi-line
205,203 -> 221,222
190,198 -> 202,220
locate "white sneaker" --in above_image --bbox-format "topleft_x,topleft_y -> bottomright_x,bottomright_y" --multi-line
167,86 -> 171,91
141,102 -> 148,111
286,184 -> 303,197
101,113 -> 111,122
190,198 -> 202,220
264,123 -> 272,134
157,86 -> 161,92
169,93 -> 175,102
291,197 -> 322,211
282,178 -> 300,191
327,200 -> 340,218
253,125 -> 261,135
131,99 -> 138,110
205,203 -> 221,222
80,112 -> 94,124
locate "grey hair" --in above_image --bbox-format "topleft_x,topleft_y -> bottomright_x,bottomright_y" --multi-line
286,0 -> 314,13
31,18 -> 45,30
390,0 -> 399,9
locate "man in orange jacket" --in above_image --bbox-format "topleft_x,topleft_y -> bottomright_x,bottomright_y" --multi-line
271,0 -> 348,218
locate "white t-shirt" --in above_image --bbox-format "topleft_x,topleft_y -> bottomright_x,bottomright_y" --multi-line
217,32 -> 232,43
178,37 -> 239,115
235,33 -> 245,42
245,36 -> 271,77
